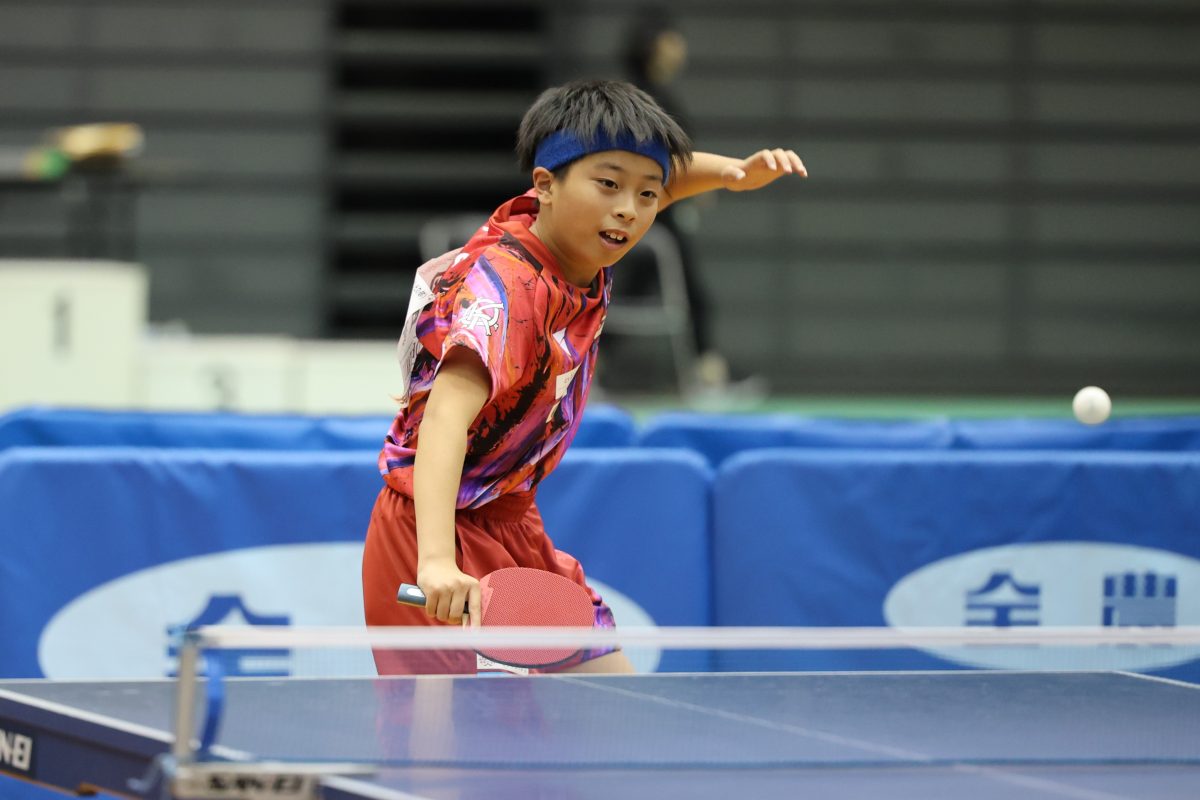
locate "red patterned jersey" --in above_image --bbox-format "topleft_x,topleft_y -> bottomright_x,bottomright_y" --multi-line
379,191 -> 610,508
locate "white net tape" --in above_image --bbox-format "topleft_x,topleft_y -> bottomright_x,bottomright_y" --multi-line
191,624 -> 1200,651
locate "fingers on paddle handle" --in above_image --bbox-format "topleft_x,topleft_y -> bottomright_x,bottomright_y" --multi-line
396,583 -> 471,614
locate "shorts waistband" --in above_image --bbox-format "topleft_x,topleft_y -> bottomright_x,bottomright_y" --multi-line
461,490 -> 535,522
385,484 -> 535,523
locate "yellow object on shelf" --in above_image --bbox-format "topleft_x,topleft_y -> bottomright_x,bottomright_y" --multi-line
52,122 -> 145,163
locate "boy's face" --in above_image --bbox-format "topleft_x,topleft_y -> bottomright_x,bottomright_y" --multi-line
532,150 -> 663,278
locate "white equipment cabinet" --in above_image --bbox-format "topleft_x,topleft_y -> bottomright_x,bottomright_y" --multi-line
0,260 -> 147,411
136,335 -> 299,413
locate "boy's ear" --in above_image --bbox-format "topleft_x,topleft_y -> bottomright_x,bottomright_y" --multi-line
531,166 -> 555,204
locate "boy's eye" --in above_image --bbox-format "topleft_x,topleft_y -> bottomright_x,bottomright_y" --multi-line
641,190 -> 659,200
597,178 -> 617,189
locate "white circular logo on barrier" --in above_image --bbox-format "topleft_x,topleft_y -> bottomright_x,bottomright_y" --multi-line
38,544 -> 659,678
589,577 -> 660,673
884,541 -> 1200,671
39,543 -> 374,679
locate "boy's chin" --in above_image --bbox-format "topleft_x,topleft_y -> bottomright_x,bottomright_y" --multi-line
599,245 -> 633,267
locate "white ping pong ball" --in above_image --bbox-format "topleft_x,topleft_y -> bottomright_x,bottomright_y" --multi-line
1073,385 -> 1111,425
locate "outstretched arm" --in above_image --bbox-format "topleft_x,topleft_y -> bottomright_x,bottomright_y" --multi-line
661,149 -> 807,209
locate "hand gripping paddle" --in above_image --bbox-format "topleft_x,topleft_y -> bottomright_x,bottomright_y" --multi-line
397,567 -> 596,670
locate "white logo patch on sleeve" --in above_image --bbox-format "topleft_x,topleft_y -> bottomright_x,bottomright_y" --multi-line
458,299 -> 504,336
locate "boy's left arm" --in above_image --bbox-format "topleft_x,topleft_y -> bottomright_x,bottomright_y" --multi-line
661,149 -> 806,209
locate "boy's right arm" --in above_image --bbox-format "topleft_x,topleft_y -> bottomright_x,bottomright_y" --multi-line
412,345 -> 491,625
661,149 -> 806,208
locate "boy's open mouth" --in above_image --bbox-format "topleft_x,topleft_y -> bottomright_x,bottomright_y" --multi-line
599,230 -> 628,248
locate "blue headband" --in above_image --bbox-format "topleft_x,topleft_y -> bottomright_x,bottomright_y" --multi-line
534,129 -> 670,183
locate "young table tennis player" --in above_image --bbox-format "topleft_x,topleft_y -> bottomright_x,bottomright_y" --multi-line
362,80 -> 806,674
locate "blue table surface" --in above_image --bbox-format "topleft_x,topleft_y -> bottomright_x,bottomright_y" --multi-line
2,671 -> 1199,800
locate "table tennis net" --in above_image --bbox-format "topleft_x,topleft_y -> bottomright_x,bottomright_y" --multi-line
174,625 -> 1200,771
187,624 -> 1200,676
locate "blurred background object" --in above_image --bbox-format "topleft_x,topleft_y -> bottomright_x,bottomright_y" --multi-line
55,121 -> 143,164
600,3 -> 769,403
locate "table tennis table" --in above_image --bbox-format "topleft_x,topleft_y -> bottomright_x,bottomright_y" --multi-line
2,670 -> 1198,800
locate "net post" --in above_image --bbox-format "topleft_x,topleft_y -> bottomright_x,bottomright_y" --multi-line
171,630 -> 201,763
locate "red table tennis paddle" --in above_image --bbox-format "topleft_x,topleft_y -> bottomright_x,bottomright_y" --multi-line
396,567 -> 596,670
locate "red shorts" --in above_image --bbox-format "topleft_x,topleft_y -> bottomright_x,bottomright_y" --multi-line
361,485 -> 616,674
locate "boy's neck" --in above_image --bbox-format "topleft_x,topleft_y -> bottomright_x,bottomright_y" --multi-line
529,218 -> 601,289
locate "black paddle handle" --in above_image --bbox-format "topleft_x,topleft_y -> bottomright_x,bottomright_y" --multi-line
397,583 -> 470,613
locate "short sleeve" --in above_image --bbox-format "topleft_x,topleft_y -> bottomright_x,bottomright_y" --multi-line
441,254 -> 529,402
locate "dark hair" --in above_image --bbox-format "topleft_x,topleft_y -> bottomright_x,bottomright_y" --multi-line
515,80 -> 692,177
